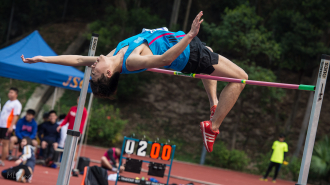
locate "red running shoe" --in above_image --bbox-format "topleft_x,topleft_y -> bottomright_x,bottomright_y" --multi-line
200,121 -> 219,152
210,105 -> 217,120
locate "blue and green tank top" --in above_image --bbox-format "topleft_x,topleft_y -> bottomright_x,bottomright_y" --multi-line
114,28 -> 190,74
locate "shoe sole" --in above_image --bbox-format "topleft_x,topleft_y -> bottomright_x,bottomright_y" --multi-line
200,122 -> 211,152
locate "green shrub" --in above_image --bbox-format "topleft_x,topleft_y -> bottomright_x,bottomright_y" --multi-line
87,103 -> 127,146
309,136 -> 330,182
287,156 -> 301,181
206,141 -> 250,171
254,152 -> 272,175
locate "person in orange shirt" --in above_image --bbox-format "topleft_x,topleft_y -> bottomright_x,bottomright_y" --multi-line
0,87 -> 22,166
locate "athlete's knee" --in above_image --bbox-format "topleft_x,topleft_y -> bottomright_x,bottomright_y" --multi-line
241,70 -> 248,81
238,69 -> 248,88
100,156 -> 107,163
10,136 -> 17,143
2,140 -> 9,146
205,46 -> 213,52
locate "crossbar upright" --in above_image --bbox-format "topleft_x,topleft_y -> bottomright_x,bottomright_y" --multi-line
296,54 -> 330,185
56,33 -> 98,185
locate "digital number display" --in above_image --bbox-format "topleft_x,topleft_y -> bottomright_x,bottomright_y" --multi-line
124,140 -> 172,160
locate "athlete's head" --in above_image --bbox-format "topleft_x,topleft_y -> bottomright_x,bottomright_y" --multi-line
25,109 -> 36,122
8,87 -> 18,100
20,136 -> 33,152
48,110 -> 58,124
279,133 -> 285,142
89,55 -> 120,98
115,148 -> 121,156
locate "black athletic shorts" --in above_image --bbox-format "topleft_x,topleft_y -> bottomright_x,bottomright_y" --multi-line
181,36 -> 219,74
0,128 -> 12,140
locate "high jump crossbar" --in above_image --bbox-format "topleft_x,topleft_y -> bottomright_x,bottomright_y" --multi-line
146,68 -> 315,91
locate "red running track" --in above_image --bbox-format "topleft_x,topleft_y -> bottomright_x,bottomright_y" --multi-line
0,145 -> 297,185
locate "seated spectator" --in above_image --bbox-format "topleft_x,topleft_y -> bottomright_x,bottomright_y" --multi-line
8,109 -> 38,160
100,147 -> 124,172
57,114 -> 67,149
37,112 -> 49,159
38,110 -> 60,165
39,112 -> 49,128
1,136 -> 36,183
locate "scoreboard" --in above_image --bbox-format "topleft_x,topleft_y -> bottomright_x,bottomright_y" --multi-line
125,140 -> 173,160
115,137 -> 176,185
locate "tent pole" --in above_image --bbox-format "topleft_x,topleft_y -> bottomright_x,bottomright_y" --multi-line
56,33 -> 98,185
296,55 -> 330,185
51,87 -> 58,110
75,93 -> 94,170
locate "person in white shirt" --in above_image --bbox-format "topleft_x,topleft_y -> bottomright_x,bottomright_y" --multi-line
0,87 -> 22,166
56,114 -> 68,149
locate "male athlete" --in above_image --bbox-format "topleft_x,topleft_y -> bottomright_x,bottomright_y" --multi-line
22,11 -> 248,152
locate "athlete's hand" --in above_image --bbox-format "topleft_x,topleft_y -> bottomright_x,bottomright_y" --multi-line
21,55 -> 45,64
188,11 -> 204,38
7,126 -> 13,134
283,161 -> 289,166
15,158 -> 22,165
56,126 -> 62,133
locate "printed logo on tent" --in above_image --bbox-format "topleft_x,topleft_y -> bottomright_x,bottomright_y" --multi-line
63,76 -> 85,89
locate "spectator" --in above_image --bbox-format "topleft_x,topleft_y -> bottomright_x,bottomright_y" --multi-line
57,96 -> 87,135
57,114 -> 67,149
38,112 -> 49,133
260,134 -> 289,183
101,147 -> 124,172
38,110 -> 60,165
1,136 -> 36,183
8,109 -> 38,161
0,87 -> 22,166
57,96 -> 87,176
36,112 -> 49,159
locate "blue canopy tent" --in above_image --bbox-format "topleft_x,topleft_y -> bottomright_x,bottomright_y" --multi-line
0,30 -> 96,171
0,30 -> 92,93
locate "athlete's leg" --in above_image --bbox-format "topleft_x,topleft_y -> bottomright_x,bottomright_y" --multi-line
210,55 -> 248,131
201,79 -> 218,107
9,136 -> 18,154
2,140 -> 9,161
263,162 -> 275,179
32,139 -> 38,154
273,163 -> 282,180
100,156 -> 113,170
201,46 -> 218,108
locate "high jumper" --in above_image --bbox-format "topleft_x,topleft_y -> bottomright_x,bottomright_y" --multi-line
21,11 -> 248,152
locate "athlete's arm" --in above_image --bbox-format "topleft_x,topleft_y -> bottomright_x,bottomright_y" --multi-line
7,115 -> 19,133
21,55 -> 98,67
127,11 -> 204,71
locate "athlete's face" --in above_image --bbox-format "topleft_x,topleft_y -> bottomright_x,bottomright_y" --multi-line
91,55 -> 112,81
21,139 -> 27,148
49,113 -> 58,124
25,114 -> 34,122
279,137 -> 285,142
8,90 -> 18,100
